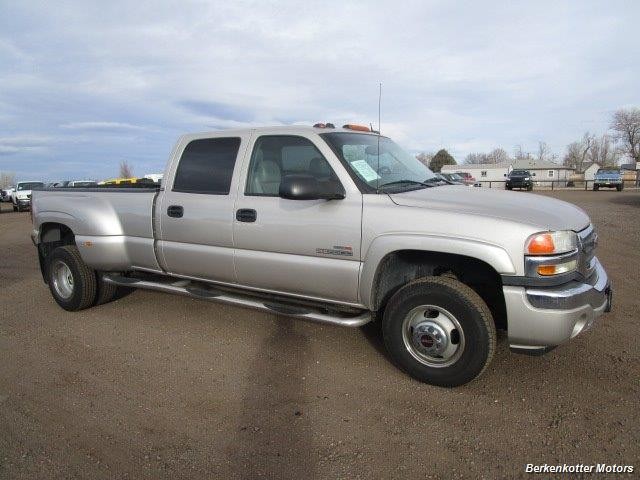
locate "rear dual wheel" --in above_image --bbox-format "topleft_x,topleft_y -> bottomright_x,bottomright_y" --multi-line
382,276 -> 496,387
47,245 -> 123,310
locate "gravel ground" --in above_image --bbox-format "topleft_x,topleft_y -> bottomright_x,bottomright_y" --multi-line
0,191 -> 638,479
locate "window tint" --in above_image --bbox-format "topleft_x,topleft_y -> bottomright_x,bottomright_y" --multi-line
173,137 -> 241,194
246,135 -> 337,196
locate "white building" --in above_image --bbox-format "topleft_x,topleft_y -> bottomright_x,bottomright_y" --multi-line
442,160 -> 575,185
441,163 -> 509,181
581,162 -> 601,181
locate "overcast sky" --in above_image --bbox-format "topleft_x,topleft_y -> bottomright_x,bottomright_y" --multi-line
1,0 -> 638,181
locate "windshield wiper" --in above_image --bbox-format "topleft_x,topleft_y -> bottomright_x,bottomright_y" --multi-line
378,179 -> 431,191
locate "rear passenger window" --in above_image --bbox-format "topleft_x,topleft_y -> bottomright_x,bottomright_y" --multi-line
173,137 -> 241,194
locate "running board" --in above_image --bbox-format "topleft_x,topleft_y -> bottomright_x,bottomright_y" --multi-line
102,274 -> 372,327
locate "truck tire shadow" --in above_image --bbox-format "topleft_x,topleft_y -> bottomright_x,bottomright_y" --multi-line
228,318 -> 313,479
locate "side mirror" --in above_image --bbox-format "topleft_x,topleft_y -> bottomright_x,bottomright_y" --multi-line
532,172 -> 536,177
279,174 -> 345,200
503,173 -> 507,177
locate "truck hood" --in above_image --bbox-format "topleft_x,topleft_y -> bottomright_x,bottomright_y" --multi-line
388,186 -> 590,232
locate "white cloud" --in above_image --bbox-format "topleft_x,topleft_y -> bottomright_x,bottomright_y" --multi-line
60,121 -> 149,131
0,0 -> 638,178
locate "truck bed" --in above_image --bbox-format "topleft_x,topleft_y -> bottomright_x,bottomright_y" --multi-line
32,188 -> 160,272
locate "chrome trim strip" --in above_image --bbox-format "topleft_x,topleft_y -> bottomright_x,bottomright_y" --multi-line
525,258 -> 610,310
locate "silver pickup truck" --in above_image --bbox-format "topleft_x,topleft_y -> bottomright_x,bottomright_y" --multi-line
31,125 -> 612,387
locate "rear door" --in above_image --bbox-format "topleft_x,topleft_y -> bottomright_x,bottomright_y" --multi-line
158,133 -> 251,283
233,132 -> 363,304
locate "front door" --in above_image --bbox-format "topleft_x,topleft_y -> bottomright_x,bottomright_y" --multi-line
233,133 -> 362,304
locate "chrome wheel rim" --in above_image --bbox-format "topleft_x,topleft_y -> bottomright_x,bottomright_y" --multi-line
52,260 -> 74,299
401,305 -> 465,368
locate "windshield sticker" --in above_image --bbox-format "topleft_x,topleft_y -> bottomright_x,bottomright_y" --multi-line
350,160 -> 380,182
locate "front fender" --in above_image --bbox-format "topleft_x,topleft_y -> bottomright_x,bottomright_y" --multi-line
358,234 -> 516,309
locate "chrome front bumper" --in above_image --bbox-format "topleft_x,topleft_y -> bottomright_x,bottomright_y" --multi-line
504,257 -> 611,354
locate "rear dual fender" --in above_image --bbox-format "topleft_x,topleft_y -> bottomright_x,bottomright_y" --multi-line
359,234 -> 516,309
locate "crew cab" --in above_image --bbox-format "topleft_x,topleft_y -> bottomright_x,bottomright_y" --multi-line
12,181 -> 44,211
593,168 -> 623,191
30,125 -> 612,387
505,169 -> 534,191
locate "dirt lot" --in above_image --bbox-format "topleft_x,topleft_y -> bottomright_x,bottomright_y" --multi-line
1,191 -> 638,479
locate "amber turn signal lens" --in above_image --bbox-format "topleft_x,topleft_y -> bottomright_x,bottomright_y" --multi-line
527,233 -> 555,254
537,265 -> 557,276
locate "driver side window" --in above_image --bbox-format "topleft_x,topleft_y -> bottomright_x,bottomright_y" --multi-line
245,135 -> 338,196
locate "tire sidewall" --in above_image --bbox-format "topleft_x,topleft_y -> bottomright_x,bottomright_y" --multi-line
383,280 -> 493,387
47,247 -> 86,311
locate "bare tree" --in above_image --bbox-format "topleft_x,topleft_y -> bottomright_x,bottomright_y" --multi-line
416,152 -> 435,167
513,145 -> 533,161
589,134 -> 618,166
464,152 -> 488,164
119,160 -> 134,178
487,147 -> 510,164
536,141 -> 552,162
563,132 -> 593,172
0,171 -> 16,189
610,107 -> 640,162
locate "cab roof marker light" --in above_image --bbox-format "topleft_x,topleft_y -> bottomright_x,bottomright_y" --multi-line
342,124 -> 370,132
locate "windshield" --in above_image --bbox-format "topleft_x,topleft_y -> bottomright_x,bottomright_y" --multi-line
510,170 -> 529,175
320,132 -> 436,192
597,169 -> 618,175
17,182 -> 44,191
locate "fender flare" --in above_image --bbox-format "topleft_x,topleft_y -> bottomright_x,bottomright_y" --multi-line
359,234 -> 516,309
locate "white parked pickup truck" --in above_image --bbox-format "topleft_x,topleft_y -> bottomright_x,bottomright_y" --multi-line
30,125 -> 612,386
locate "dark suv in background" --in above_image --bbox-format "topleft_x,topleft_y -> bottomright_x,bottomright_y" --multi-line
505,169 -> 534,191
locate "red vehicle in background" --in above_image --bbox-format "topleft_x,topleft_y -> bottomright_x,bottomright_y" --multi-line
454,172 -> 478,186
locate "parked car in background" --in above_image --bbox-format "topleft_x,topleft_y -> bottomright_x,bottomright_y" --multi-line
51,181 -> 71,188
593,169 -> 623,191
1,187 -> 14,202
68,180 -> 98,187
505,170 -> 534,191
31,124 -> 612,387
454,172 -> 477,186
98,177 -> 155,186
12,181 -> 44,211
438,173 -> 465,185
144,173 -> 164,184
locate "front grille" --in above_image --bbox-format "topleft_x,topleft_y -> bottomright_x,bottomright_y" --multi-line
577,225 -> 597,279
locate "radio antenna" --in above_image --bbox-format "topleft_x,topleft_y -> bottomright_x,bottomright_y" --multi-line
376,82 -> 382,193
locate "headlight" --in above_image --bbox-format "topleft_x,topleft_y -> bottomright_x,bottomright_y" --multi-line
525,230 -> 577,255
525,230 -> 579,276
524,177 -> 530,180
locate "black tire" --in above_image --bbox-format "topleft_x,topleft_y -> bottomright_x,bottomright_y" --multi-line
382,276 -> 496,387
527,185 -> 533,191
13,204 -> 18,212
46,245 -> 97,311
94,274 -> 130,305
616,185 -> 623,192
593,185 -> 599,191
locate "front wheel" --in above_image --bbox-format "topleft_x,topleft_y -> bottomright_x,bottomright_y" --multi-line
47,245 -> 97,311
593,185 -> 599,191
382,276 -> 496,387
